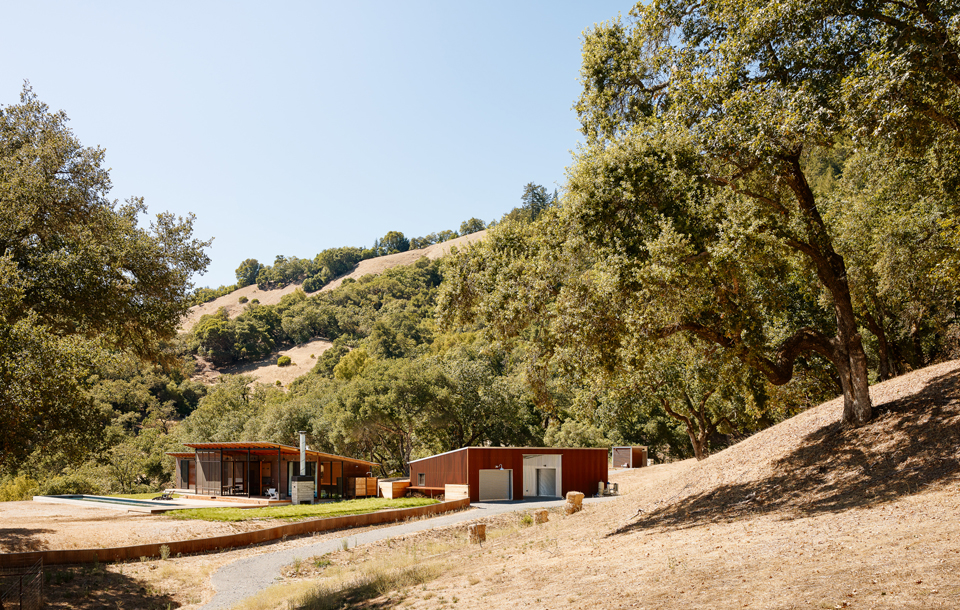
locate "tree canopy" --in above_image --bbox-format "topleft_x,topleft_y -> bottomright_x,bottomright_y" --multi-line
439,0 -> 960,449
0,86 -> 211,469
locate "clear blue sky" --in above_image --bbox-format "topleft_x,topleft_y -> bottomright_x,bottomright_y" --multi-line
3,1 -> 631,288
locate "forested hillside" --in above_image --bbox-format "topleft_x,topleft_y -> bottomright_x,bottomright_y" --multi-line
3,0 -> 960,503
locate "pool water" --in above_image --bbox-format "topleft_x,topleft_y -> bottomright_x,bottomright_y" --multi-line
46,494 -> 173,507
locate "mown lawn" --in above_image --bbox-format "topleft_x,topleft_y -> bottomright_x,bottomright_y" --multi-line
166,497 -> 439,522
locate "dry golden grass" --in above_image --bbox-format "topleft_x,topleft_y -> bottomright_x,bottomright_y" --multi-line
40,360 -> 960,609
184,231 -> 487,388
258,360 -> 960,610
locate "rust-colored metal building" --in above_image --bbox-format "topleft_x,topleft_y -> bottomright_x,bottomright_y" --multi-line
170,442 -> 377,500
407,447 -> 609,503
612,446 -> 648,469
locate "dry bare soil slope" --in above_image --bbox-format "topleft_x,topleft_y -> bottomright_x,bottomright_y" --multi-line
184,231 -> 486,386
267,361 -> 960,610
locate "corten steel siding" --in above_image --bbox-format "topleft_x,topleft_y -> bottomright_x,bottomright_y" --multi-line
474,448 -> 608,503
411,448 -> 469,489
632,447 -> 647,467
551,448 -> 608,498
412,448 -> 608,503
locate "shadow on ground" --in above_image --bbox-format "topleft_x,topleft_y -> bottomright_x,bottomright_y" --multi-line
612,368 -> 960,536
30,564 -> 180,610
0,528 -> 54,552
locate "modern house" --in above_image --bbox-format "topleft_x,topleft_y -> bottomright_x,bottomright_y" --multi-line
170,442 -> 378,500
407,447 -> 609,503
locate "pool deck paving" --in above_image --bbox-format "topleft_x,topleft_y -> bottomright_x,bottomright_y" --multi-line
200,496 -> 619,610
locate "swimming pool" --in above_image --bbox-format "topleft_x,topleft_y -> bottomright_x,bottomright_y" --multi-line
56,495 -> 172,507
33,494 -> 179,512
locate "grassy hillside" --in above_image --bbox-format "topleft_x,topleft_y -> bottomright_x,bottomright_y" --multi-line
181,231 -> 486,335
182,230 -> 488,388
254,360 -> 960,610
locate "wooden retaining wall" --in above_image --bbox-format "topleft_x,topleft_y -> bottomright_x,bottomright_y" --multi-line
0,498 -> 470,569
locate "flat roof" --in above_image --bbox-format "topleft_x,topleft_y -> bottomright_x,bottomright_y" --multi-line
171,442 -> 378,467
408,446 -> 608,465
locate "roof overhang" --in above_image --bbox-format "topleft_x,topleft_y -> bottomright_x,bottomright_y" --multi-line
169,442 -> 378,468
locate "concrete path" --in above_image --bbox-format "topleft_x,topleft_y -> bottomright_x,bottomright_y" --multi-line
200,496 -> 617,609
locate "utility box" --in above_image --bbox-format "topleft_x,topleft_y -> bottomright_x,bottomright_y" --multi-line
612,446 -> 648,469
379,480 -> 410,499
291,475 -> 314,505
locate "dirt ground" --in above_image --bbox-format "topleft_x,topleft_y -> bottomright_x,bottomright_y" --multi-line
21,360 -> 960,609
0,501 -> 295,553
194,338 -> 334,386
239,360 -> 960,610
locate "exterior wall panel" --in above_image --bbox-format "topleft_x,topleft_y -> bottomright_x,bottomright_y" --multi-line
410,448 -> 469,489
409,447 -> 608,503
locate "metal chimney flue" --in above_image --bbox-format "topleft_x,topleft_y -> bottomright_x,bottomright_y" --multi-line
299,431 -> 307,476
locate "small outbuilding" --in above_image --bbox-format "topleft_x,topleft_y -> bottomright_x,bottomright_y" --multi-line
612,446 -> 648,469
170,442 -> 378,500
407,447 -> 609,503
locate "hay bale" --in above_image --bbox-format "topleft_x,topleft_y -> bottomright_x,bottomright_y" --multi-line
468,523 -> 486,544
564,491 -> 585,515
535,509 -> 549,524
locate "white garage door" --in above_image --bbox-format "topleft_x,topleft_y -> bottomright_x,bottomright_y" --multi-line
478,469 -> 512,501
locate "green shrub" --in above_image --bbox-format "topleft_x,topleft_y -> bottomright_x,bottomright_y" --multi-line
238,296 -> 249,303
0,475 -> 39,501
277,355 -> 292,367
39,473 -> 101,496
251,298 -> 260,304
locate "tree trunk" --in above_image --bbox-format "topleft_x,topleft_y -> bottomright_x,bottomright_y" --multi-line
910,321 -> 925,369
661,394 -> 711,461
785,156 -> 873,426
686,427 -> 707,461
863,311 -> 891,380
827,259 -> 873,426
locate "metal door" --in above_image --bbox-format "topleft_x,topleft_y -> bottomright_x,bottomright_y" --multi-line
536,468 -> 557,497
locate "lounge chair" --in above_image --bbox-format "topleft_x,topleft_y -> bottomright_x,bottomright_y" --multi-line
265,488 -> 279,500
152,489 -> 175,501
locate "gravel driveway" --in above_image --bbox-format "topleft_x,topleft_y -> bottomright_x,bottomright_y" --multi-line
200,496 -> 617,609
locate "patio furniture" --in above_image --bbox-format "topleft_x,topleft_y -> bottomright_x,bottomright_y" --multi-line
152,490 -> 175,501
265,488 -> 279,500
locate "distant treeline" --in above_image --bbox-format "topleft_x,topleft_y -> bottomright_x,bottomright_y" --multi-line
189,216 -> 495,306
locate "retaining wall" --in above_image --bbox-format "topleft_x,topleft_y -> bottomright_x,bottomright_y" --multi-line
0,497 -> 470,568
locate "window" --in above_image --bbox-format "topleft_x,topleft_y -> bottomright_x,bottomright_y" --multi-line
417,473 -> 425,486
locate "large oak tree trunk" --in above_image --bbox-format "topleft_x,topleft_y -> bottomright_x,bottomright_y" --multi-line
786,156 -> 873,426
